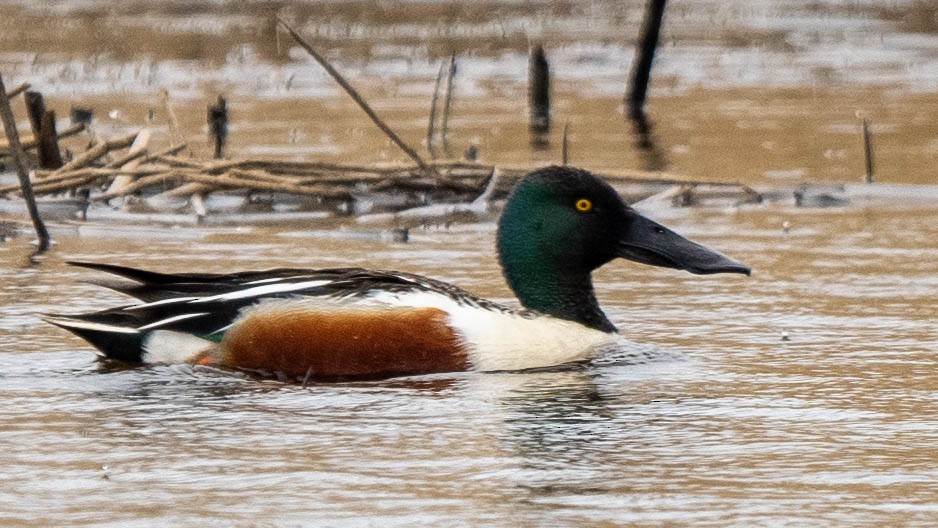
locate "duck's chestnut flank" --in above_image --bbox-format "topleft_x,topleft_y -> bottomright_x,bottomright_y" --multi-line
216,306 -> 468,381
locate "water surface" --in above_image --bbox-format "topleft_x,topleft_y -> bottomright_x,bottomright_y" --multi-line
1,204 -> 936,526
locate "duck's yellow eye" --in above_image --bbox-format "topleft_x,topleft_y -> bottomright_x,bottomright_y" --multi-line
575,198 -> 593,212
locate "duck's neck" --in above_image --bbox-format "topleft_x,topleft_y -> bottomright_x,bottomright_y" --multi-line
501,264 -> 616,333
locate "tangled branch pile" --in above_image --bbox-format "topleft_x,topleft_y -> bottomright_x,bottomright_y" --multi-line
0,128 -> 541,216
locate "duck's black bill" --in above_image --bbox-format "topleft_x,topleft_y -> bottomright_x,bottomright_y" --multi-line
617,211 -> 751,276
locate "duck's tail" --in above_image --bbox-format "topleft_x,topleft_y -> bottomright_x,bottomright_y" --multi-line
44,314 -> 147,363
47,312 -> 217,366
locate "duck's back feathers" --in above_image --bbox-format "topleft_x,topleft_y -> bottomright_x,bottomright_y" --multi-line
68,261 -> 501,305
51,262 -> 518,372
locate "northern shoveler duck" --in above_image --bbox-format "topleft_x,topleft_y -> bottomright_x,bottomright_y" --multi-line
47,166 -> 750,381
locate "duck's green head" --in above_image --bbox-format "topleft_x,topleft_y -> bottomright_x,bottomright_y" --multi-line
497,166 -> 749,332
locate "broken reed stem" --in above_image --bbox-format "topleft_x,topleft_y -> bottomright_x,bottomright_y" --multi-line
0,73 -> 50,251
276,17 -> 434,177
440,53 -> 457,157
427,60 -> 446,159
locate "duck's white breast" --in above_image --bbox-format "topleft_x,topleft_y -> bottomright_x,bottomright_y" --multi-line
365,290 -> 617,372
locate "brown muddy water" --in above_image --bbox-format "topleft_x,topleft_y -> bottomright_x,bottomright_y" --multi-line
1,1 -> 938,527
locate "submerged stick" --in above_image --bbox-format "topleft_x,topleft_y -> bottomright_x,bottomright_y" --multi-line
276,17 -> 433,176
0,73 -> 50,251
627,0 -> 667,120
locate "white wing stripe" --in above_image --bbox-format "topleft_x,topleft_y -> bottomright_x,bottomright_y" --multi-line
127,296 -> 200,310
242,277 -> 289,285
191,280 -> 332,303
137,312 -> 209,331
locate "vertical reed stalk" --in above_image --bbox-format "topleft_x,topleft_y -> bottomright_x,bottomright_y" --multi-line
440,54 -> 457,157
427,61 -> 446,159
862,118 -> 875,184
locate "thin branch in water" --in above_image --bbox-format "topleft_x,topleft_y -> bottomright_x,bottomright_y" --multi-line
427,61 -> 446,159
440,53 -> 457,157
0,73 -> 50,252
276,16 -> 434,177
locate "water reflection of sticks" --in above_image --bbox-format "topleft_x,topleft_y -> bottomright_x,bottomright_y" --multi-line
630,113 -> 668,172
